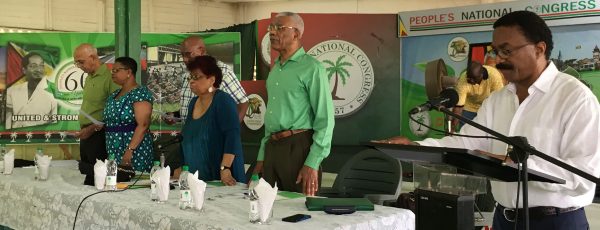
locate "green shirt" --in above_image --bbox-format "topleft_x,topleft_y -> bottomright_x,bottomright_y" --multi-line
257,48 -> 335,169
79,64 -> 120,127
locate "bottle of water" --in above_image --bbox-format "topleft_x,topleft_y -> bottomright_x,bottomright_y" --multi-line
150,161 -> 161,201
249,174 -> 260,190
178,165 -> 191,209
34,147 -> 44,180
159,149 -> 166,168
105,154 -> 118,191
248,174 -> 260,223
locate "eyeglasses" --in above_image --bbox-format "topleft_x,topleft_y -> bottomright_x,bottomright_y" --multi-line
74,60 -> 85,67
490,43 -> 532,59
267,24 -> 296,32
111,67 -> 128,74
27,63 -> 44,69
188,73 -> 208,81
181,46 -> 205,58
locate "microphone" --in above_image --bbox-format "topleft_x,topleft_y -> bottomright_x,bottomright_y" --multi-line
409,88 -> 459,115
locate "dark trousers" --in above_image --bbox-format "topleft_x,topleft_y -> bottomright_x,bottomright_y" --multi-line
78,129 -> 107,186
492,205 -> 589,230
263,130 -> 321,193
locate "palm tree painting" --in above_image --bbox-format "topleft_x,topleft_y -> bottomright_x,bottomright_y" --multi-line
323,55 -> 353,100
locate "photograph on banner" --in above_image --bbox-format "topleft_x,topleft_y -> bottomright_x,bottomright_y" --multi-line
468,43 -> 496,67
4,42 -> 60,130
0,32 -> 241,144
401,23 -> 600,140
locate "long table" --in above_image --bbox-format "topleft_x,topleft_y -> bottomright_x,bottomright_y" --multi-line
0,161 -> 415,230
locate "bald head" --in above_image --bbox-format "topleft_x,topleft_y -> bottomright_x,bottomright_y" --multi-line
182,36 -> 205,48
467,62 -> 484,84
73,43 -> 101,74
180,35 -> 206,65
74,43 -> 98,57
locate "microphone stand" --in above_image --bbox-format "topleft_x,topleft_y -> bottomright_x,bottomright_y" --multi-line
433,106 -> 600,230
156,135 -> 182,168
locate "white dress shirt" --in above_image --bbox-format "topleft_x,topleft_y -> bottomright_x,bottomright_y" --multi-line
5,79 -> 58,129
418,62 -> 600,208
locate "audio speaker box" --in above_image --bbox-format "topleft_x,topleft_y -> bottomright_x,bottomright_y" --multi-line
415,188 -> 474,230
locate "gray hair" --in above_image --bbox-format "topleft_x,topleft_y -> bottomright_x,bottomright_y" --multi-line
276,12 -> 304,37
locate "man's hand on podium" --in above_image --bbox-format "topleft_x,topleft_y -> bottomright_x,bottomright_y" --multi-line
372,136 -> 419,145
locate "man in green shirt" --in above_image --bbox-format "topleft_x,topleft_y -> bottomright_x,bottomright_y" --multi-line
254,12 -> 335,196
73,43 -> 120,185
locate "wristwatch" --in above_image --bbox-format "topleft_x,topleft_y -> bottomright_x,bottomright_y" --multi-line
220,165 -> 231,171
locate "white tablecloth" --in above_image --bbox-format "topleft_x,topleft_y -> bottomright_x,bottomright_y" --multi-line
0,161 -> 415,230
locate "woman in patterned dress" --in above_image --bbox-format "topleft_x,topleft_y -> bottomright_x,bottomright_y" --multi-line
180,55 -> 245,185
103,57 -> 154,172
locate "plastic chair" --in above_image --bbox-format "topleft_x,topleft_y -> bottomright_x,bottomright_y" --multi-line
320,149 -> 403,205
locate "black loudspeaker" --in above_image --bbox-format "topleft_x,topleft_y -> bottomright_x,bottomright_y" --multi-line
415,188 -> 474,230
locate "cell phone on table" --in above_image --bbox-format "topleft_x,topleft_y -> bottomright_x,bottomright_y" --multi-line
282,214 -> 311,223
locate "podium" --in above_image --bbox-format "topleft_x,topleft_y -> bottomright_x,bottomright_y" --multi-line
365,142 -> 565,230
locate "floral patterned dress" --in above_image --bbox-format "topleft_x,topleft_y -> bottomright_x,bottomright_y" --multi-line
103,86 -> 154,172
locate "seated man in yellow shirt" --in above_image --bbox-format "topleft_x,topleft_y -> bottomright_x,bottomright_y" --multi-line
452,61 -> 505,130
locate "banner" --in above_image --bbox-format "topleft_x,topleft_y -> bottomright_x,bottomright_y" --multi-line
254,14 -> 400,145
399,0 -> 600,37
0,32 -> 241,144
400,23 -> 600,139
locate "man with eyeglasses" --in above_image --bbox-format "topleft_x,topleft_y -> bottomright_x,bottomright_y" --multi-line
73,43 -> 120,186
451,61 -> 505,131
253,12 -> 335,196
5,52 -> 57,129
173,35 -> 248,123
378,11 -> 599,230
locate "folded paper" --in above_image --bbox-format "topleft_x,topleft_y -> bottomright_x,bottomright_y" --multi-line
254,178 -> 278,223
3,149 -> 15,175
94,159 -> 107,190
188,171 -> 207,210
36,155 -> 52,180
156,166 -> 171,202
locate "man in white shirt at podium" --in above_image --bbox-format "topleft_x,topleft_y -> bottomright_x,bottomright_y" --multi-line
379,10 -> 600,230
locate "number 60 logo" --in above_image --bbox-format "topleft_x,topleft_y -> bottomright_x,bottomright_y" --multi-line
52,59 -> 88,106
62,68 -> 86,91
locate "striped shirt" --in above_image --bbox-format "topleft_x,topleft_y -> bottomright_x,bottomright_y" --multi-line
179,60 -> 248,122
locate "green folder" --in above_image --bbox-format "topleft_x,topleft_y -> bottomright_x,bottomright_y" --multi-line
305,197 -> 375,211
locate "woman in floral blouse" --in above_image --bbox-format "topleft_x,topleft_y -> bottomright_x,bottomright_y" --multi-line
103,57 -> 154,172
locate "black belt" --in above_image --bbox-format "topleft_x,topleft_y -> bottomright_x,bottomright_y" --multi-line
497,204 -> 581,222
106,123 -> 137,132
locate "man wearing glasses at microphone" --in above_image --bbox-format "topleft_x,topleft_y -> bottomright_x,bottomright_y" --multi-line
379,11 -> 599,230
